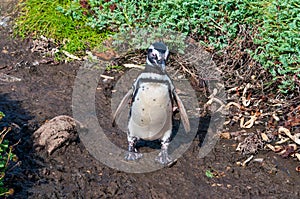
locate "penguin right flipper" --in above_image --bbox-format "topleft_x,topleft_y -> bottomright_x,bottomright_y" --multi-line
112,88 -> 133,127
173,91 -> 190,133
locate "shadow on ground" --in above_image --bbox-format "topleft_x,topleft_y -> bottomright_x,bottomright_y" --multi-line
0,93 -> 39,198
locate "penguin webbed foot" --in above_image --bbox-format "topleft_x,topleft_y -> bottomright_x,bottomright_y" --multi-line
125,151 -> 143,161
125,138 -> 143,161
155,148 -> 172,165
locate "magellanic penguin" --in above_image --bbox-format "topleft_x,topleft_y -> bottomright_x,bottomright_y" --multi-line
112,42 -> 190,165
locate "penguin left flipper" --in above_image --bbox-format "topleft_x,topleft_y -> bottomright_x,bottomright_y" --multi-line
112,88 -> 133,127
173,91 -> 190,133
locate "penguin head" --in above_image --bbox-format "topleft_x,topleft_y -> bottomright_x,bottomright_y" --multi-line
146,42 -> 169,71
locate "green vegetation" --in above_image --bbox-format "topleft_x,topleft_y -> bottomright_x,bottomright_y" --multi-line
250,0 -> 300,93
106,65 -> 124,71
14,0 -> 109,56
0,112 -> 4,121
77,0 -> 258,49
0,112 -> 16,196
14,0 -> 299,93
205,169 -> 214,178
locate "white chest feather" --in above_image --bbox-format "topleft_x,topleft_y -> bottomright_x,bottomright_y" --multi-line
128,82 -> 172,140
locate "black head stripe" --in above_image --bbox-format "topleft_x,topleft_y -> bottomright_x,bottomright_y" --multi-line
152,42 -> 167,52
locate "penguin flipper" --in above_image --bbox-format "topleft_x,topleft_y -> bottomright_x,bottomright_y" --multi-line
112,89 -> 133,127
173,91 -> 190,133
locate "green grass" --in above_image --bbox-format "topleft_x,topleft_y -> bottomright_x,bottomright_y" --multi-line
14,0 -> 300,93
14,0 -> 110,56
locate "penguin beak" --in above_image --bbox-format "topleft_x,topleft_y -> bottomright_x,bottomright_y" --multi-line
160,58 -> 166,71
157,53 -> 167,70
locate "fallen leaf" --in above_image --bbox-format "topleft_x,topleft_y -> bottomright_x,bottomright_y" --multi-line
295,153 -> 300,161
220,132 -> 231,139
205,170 -> 214,178
261,132 -> 270,142
1,49 -> 8,54
266,144 -> 275,151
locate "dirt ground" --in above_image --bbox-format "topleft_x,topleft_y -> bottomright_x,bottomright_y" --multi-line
1,14 -> 300,199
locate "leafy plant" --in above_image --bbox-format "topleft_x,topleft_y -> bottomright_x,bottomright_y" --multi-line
66,0 -> 259,50
112,27 -> 187,54
15,0 -> 300,93
250,0 -> 300,93
0,112 -> 16,196
0,112 -> 4,121
205,169 -> 214,178
106,65 -> 124,71
66,0 -> 300,93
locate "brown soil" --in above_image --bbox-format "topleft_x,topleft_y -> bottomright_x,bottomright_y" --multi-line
1,15 -> 300,199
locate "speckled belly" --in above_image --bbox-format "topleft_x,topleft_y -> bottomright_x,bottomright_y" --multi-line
128,82 -> 172,140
